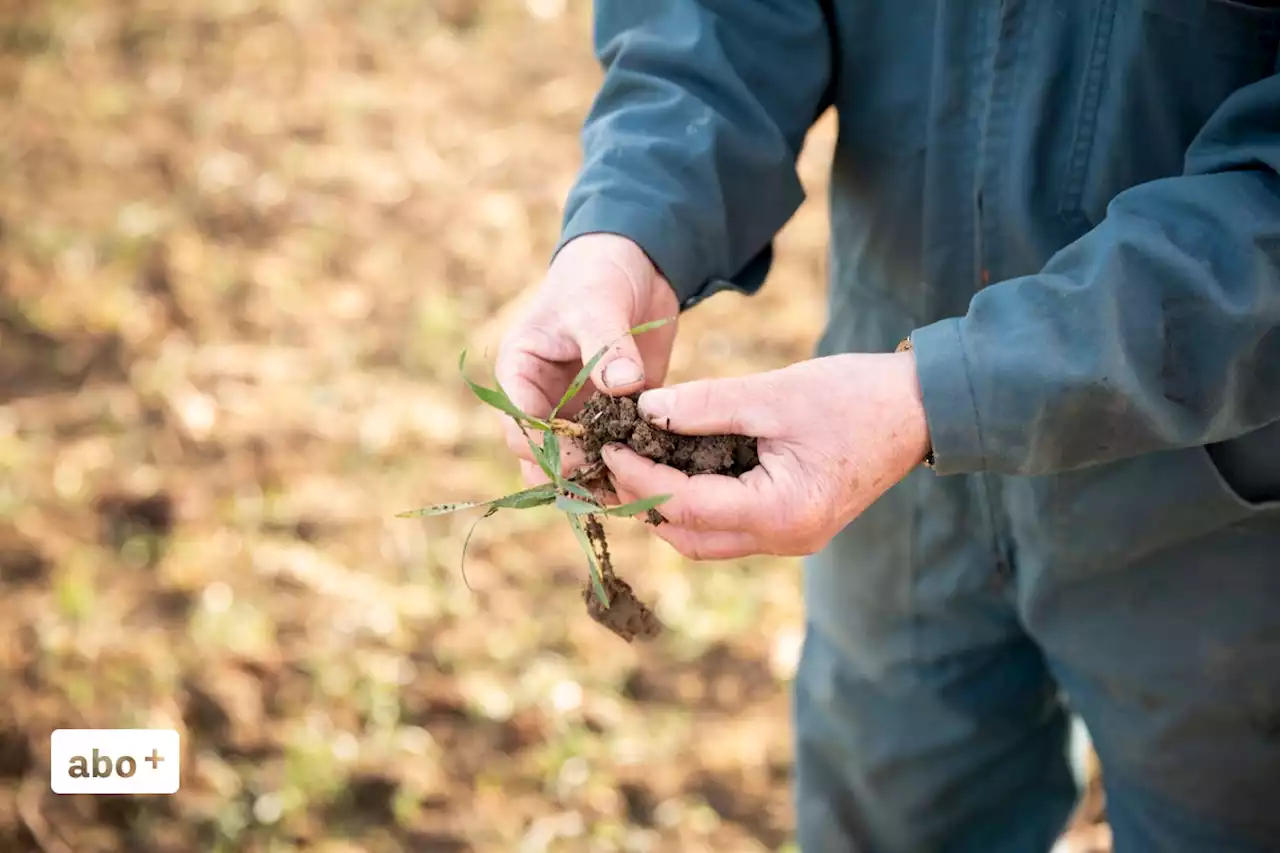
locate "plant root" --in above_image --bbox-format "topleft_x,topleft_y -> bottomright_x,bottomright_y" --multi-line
567,391 -> 760,641
580,514 -> 662,643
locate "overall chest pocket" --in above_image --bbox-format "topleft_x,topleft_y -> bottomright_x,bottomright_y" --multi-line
1058,0 -> 1280,229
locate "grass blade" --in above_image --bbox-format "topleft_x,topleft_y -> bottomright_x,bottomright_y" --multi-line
560,479 -> 596,501
540,431 -> 562,482
459,507 -> 498,591
459,350 -> 549,429
396,483 -> 558,517
555,495 -> 603,515
551,346 -> 610,419
548,316 -> 677,419
526,432 -> 557,483
568,514 -> 609,607
489,483 -> 559,510
396,499 -> 492,517
627,316 -> 676,336
603,494 -> 672,517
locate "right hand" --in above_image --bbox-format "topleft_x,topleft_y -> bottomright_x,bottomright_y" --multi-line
495,234 -> 681,485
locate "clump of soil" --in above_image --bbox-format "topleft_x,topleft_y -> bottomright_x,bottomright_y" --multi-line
563,392 -> 759,643
575,393 -> 759,477
580,515 -> 662,643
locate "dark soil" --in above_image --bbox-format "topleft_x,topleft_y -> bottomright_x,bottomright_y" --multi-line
575,393 -> 759,477
566,392 -> 759,644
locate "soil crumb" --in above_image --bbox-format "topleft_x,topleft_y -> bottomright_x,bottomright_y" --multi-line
574,392 -> 759,477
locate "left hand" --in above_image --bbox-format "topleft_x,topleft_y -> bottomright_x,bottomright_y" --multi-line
601,351 -> 931,560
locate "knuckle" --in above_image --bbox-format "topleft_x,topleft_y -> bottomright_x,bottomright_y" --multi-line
656,527 -> 701,561
737,375 -> 783,435
684,381 -> 715,420
505,431 -> 532,459
664,498 -> 698,529
678,538 -> 709,562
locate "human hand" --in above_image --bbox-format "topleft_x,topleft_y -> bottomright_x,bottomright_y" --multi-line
495,234 -> 680,484
601,352 -> 931,560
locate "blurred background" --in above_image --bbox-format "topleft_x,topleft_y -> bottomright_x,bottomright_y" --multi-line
0,1 -> 1106,851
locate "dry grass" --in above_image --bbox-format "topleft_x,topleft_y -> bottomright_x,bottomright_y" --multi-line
0,2 -> 1104,851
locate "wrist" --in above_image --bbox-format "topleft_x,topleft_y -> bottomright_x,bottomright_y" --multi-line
554,233 -> 656,281
894,339 -> 935,469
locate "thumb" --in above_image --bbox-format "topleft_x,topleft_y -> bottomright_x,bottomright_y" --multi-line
637,375 -> 782,437
567,313 -> 646,395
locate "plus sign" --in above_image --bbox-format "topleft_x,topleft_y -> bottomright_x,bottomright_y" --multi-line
145,748 -> 165,770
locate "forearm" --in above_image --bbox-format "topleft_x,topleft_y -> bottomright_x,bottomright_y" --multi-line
914,74 -> 1280,477
558,0 -> 832,309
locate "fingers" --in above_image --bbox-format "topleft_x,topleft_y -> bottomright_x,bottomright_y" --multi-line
636,374 -> 784,437
554,236 -> 660,397
566,314 -> 647,396
520,459 -> 550,486
611,473 -> 761,560
495,295 -> 645,425
495,328 -> 565,420
602,443 -> 771,532
505,419 -> 537,463
507,423 -> 590,478
651,525 -> 763,561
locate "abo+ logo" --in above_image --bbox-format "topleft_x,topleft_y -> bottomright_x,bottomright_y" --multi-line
51,729 -> 180,794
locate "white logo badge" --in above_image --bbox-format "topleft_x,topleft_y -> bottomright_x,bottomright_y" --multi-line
50,729 -> 181,794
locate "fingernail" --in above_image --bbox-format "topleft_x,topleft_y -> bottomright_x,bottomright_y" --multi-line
602,358 -> 643,389
637,389 -> 671,422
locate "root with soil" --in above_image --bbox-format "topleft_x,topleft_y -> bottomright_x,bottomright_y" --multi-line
558,392 -> 758,642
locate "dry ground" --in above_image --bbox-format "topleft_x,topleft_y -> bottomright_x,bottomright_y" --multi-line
0,2 -> 1105,851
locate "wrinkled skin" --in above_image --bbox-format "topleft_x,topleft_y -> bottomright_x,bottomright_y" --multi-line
602,353 -> 930,561
494,233 -> 679,483
494,233 -> 930,562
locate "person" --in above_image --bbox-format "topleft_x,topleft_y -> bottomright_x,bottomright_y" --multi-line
493,2 -> 1280,851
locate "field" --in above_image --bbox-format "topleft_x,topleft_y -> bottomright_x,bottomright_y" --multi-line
0,2 -> 1105,851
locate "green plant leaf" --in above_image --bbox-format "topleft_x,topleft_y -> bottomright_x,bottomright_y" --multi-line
603,494 -> 672,517
459,350 -> 549,429
554,495 -> 603,515
526,432 -> 557,483
548,316 -> 677,419
459,508 -> 497,591
551,349 -> 609,420
395,500 -> 490,517
489,483 -> 560,510
396,483 -> 558,517
541,432 -> 562,482
627,316 -> 676,336
567,514 -> 609,607
560,479 -> 596,501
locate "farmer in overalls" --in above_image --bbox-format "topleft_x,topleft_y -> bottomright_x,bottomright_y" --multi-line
495,3 -> 1280,850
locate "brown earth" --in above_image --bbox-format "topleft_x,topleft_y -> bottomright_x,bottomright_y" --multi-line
575,393 -> 759,479
0,1 -> 1106,851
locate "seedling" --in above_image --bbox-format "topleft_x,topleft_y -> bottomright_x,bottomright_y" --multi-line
397,319 -> 678,642
399,317 -> 763,642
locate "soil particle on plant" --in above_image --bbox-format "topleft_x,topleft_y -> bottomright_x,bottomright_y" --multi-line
574,392 -> 759,477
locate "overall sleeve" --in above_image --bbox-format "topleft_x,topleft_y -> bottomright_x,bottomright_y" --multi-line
912,71 -> 1280,477
556,0 -> 833,309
